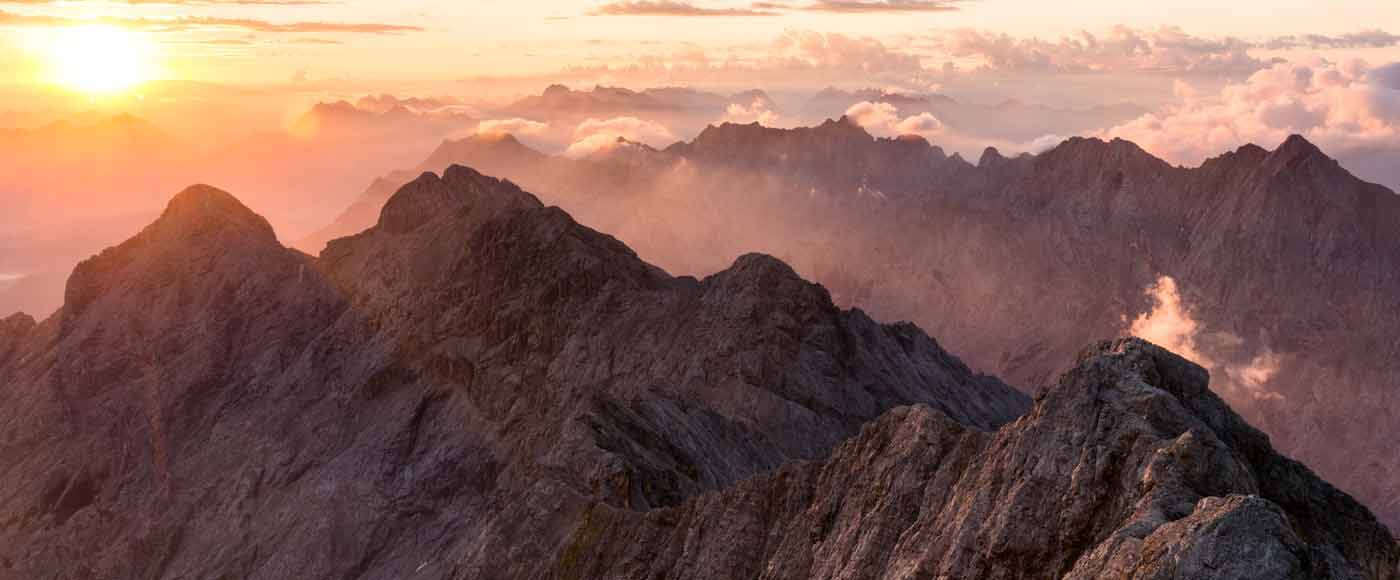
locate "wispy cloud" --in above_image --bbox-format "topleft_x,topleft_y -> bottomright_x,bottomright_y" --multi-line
590,0 -> 961,16
0,9 -> 422,33
0,0 -> 334,4
1260,29 -> 1400,50
591,1 -> 781,16
802,0 -> 961,13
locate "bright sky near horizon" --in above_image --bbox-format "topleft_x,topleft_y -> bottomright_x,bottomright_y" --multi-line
2,0 -> 1399,89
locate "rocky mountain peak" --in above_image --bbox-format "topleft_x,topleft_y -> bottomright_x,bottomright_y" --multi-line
978,146 -> 1006,167
418,133 -> 547,172
1273,133 -> 1325,160
150,184 -> 279,243
376,165 -> 541,234
60,184 -> 303,322
821,115 -> 872,136
1048,135 -> 1156,160
1261,133 -> 1349,181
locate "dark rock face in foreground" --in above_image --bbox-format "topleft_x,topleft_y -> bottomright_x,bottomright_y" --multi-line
561,339 -> 1398,580
0,169 -> 1030,579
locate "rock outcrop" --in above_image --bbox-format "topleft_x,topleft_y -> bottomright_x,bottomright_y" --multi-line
556,339 -> 1398,580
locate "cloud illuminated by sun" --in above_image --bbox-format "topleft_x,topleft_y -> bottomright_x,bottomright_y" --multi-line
40,24 -> 158,96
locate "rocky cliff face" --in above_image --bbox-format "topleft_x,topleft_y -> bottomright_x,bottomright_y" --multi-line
0,170 -> 1029,579
314,124 -> 1400,531
559,339 -> 1397,580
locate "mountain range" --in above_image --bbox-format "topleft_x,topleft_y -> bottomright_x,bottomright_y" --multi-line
0,168 -> 1394,578
300,119 -> 1400,533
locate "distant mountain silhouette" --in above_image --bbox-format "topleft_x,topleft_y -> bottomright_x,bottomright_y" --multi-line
799,87 -> 1148,142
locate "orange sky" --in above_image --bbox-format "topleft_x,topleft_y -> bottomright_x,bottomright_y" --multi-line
1,0 -> 1398,92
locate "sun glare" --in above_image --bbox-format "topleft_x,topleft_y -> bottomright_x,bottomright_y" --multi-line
43,25 -> 157,96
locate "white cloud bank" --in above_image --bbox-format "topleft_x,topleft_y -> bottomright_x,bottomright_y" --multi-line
844,101 -> 944,137
564,116 -> 677,158
1103,60 -> 1400,168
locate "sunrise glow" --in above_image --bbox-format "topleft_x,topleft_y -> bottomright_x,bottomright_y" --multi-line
41,25 -> 156,96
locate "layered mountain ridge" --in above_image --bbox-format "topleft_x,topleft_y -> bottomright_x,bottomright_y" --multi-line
302,121 -> 1400,531
0,168 -> 1395,578
0,169 -> 1040,578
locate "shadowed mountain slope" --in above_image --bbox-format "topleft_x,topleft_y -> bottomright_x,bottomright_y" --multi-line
0,170 -> 1029,579
307,123 -> 1400,530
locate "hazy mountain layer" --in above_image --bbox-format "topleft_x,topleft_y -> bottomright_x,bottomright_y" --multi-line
306,120 -> 1400,531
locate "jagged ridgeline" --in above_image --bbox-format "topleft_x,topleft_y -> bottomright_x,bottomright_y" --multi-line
300,122 -> 1400,536
0,168 -> 1394,579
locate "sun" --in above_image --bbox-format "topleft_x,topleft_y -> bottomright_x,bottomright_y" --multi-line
43,25 -> 157,96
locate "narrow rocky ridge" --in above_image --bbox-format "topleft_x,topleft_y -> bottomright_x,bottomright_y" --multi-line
554,338 -> 1399,580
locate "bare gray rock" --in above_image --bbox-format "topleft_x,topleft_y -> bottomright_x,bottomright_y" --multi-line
556,339 -> 1398,580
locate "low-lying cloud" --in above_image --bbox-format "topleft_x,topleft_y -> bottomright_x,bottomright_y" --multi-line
564,116 -> 676,158
1102,60 -> 1400,172
1128,275 -> 1284,401
723,98 -> 781,126
844,101 -> 943,137
476,118 -> 549,137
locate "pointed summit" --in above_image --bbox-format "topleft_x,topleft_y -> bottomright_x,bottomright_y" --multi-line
63,185 -> 294,319
821,116 -> 870,136
1271,133 -> 1326,162
978,146 -> 1006,167
151,184 -> 278,243
375,165 -> 541,234
1260,133 -> 1351,182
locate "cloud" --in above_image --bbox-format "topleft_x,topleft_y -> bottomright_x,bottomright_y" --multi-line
844,101 -> 943,136
591,1 -> 780,16
0,9 -> 422,34
894,112 -> 942,133
1023,133 -> 1068,153
1375,62 -> 1400,89
803,0 -> 960,12
476,118 -> 549,137
1127,275 -> 1284,401
355,94 -> 471,115
1101,60 -> 1400,167
722,98 -> 780,125
477,30 -> 939,95
937,26 -> 1270,75
1228,351 -> 1284,401
589,0 -> 964,15
1262,29 -> 1400,50
5,1 -> 333,3
565,116 -> 676,158
1129,276 -> 1209,365
772,30 -> 926,75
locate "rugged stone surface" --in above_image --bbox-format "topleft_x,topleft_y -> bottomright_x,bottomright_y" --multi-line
555,339 -> 1399,580
314,124 -> 1400,530
0,170 -> 1028,579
